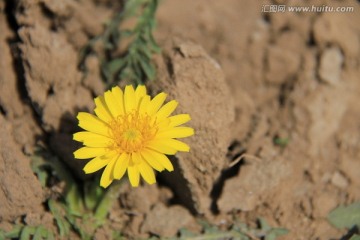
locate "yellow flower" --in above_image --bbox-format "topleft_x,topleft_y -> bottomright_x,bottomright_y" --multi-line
73,85 -> 194,188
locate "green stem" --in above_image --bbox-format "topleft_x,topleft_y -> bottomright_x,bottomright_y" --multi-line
94,180 -> 124,225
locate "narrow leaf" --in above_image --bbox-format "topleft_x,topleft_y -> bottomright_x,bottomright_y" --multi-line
350,235 -> 360,240
328,202 -> 360,229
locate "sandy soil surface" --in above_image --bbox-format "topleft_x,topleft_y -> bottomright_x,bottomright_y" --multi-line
0,0 -> 359,239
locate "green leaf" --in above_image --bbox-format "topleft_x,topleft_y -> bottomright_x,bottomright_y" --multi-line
108,58 -> 128,75
33,226 -> 45,240
148,0 -> 158,16
130,56 -> 144,81
19,226 -> 33,240
138,57 -> 155,80
0,225 -> 54,240
328,202 -> 360,229
84,0 -> 160,86
138,40 -> 153,59
203,225 -> 221,235
3,225 -> 23,238
259,218 -> 271,231
178,228 -> 197,237
48,200 -> 71,237
265,228 -> 290,240
256,218 -> 289,240
273,137 -> 289,147
0,230 -> 5,240
31,155 -> 50,187
120,29 -> 133,38
84,179 -> 105,211
148,30 -> 161,52
123,0 -> 144,18
47,230 -> 55,240
350,234 -> 360,240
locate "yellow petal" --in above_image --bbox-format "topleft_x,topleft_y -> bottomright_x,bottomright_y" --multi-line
147,140 -> 177,155
77,112 -> 110,136
113,153 -> 129,180
74,147 -> 107,159
100,157 -> 117,188
156,118 -> 170,130
138,161 -> 156,184
83,155 -> 112,173
168,114 -> 191,127
150,139 -> 190,153
124,85 -> 136,113
74,132 -> 112,147
156,127 -> 195,139
104,90 -> 122,118
139,95 -> 150,114
165,139 -> 190,152
156,100 -> 178,120
73,131 -> 90,142
74,131 -> 113,147
94,96 -> 113,123
135,85 -> 147,106
111,86 -> 125,115
147,92 -> 167,115
140,149 -> 165,172
127,165 -> 140,187
131,152 -> 142,165
143,149 -> 173,171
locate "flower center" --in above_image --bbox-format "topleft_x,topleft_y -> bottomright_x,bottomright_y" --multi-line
109,111 -> 157,153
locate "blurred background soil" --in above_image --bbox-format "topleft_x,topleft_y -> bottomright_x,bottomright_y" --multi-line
0,0 -> 359,239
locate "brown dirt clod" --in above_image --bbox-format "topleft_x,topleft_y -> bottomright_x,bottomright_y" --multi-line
150,39 -> 235,216
0,115 -> 44,221
141,203 -> 197,237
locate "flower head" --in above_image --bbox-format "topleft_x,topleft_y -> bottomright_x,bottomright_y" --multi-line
73,85 -> 194,188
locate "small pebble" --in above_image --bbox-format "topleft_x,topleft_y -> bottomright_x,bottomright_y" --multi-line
331,171 -> 349,189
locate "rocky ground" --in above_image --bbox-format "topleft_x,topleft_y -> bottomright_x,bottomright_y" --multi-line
0,0 -> 359,239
